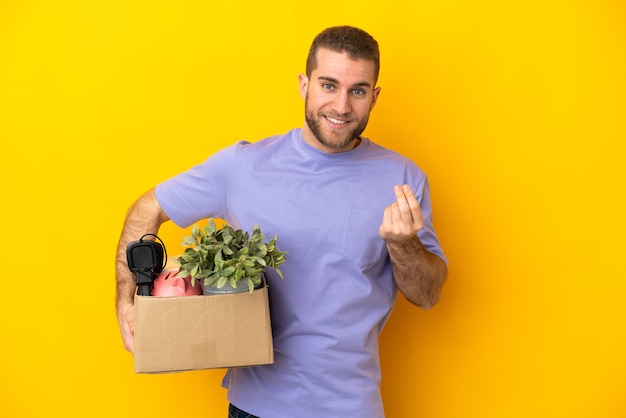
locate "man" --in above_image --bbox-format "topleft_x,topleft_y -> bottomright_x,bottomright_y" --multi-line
116,26 -> 447,417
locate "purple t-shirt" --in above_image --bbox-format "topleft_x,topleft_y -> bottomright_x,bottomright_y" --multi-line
155,128 -> 446,417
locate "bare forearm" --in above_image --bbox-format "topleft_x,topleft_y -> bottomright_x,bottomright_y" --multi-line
115,188 -> 169,310
386,236 -> 448,309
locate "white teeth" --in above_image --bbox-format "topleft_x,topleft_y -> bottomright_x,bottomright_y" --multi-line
326,116 -> 347,124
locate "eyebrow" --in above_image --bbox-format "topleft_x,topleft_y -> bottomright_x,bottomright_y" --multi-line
317,76 -> 372,89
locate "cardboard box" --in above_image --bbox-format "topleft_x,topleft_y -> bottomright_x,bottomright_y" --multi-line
133,284 -> 273,373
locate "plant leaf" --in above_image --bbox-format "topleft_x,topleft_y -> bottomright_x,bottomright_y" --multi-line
214,250 -> 223,265
216,276 -> 228,288
220,266 -> 236,277
182,236 -> 196,246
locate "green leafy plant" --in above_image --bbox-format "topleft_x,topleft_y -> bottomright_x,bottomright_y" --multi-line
177,219 -> 287,293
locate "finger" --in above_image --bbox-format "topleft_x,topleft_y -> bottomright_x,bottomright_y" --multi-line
389,202 -> 403,225
398,184 -> 425,227
393,184 -> 413,222
379,206 -> 392,237
381,205 -> 392,225
401,184 -> 421,215
402,184 -> 426,228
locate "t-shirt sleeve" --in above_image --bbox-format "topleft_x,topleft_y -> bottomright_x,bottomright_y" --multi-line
154,142 -> 246,228
415,175 -> 448,265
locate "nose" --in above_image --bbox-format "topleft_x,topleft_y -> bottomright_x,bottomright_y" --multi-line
331,90 -> 351,115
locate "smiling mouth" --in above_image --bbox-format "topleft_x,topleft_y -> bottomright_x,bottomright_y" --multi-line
324,116 -> 349,125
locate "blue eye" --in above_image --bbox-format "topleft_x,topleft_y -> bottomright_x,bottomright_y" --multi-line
322,83 -> 334,90
353,89 -> 365,96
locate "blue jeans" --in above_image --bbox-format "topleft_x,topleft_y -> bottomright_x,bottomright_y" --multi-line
229,403 -> 259,418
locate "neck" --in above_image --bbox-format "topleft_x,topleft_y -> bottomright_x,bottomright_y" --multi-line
301,125 -> 360,154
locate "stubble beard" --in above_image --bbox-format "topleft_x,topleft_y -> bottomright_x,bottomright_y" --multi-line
304,98 -> 369,151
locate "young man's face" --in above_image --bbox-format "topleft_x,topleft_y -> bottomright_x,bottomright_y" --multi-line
299,48 -> 381,153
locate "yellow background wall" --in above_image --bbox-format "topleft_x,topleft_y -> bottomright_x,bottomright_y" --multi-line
1,1 -> 625,417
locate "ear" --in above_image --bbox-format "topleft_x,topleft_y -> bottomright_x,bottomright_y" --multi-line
298,73 -> 309,100
370,86 -> 381,110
